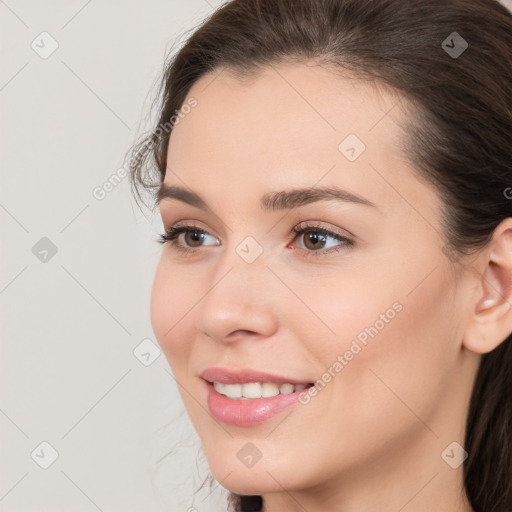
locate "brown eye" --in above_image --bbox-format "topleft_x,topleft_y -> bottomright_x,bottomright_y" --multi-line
302,230 -> 328,250
184,229 -> 207,247
290,224 -> 354,257
157,225 -> 220,252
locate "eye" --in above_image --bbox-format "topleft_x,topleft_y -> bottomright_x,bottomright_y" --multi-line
290,222 -> 354,256
157,225 -> 220,254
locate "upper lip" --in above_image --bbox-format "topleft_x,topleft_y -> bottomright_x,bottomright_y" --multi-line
200,367 -> 313,385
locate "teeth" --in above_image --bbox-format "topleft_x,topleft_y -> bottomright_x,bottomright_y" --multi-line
213,381 -> 309,399
279,383 -> 294,395
242,382 -> 262,398
213,381 -> 225,394
223,383 -> 242,398
261,382 -> 279,397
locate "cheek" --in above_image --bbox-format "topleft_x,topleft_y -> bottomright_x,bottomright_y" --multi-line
307,255 -> 460,447
305,244 -> 457,372
280,261 -> 405,364
150,259 -> 197,365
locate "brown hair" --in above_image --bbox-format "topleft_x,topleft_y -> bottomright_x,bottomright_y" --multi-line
127,1 -> 512,510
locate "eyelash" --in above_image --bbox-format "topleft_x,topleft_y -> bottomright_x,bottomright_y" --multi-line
157,223 -> 354,257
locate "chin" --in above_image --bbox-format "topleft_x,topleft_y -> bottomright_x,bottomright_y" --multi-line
219,477 -> 283,497
206,454 -> 308,496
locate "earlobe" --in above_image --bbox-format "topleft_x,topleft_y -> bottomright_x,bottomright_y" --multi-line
462,219 -> 512,355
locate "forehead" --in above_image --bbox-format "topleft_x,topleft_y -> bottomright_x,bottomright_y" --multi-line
177,62 -> 403,147
167,62 -> 407,173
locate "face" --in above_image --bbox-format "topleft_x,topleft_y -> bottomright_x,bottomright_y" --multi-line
150,62 -> 477,497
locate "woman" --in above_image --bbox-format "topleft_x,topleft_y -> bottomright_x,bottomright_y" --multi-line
127,0 -> 512,510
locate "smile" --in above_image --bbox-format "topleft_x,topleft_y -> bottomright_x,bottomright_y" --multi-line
213,381 -> 312,399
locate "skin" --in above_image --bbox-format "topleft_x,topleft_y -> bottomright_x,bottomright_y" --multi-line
150,62 -> 512,512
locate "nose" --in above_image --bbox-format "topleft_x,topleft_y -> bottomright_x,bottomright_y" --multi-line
194,252 -> 279,344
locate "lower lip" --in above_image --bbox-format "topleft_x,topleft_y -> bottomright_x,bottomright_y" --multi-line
204,381 -> 310,426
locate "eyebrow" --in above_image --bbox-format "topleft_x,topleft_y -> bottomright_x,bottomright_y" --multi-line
157,184 -> 376,211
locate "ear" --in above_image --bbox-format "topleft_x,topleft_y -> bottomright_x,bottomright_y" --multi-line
463,218 -> 512,354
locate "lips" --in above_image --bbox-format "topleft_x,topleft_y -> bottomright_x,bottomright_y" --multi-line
199,367 -> 317,426
204,379 -> 311,426
200,367 -> 313,385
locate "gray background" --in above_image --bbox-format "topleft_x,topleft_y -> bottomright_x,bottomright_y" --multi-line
1,1 -> 511,511
1,1 -> 227,511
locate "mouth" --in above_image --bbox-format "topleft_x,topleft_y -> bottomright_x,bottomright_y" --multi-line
200,367 -> 316,425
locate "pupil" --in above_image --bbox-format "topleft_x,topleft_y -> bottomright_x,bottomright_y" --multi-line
187,230 -> 204,246
306,232 -> 326,250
